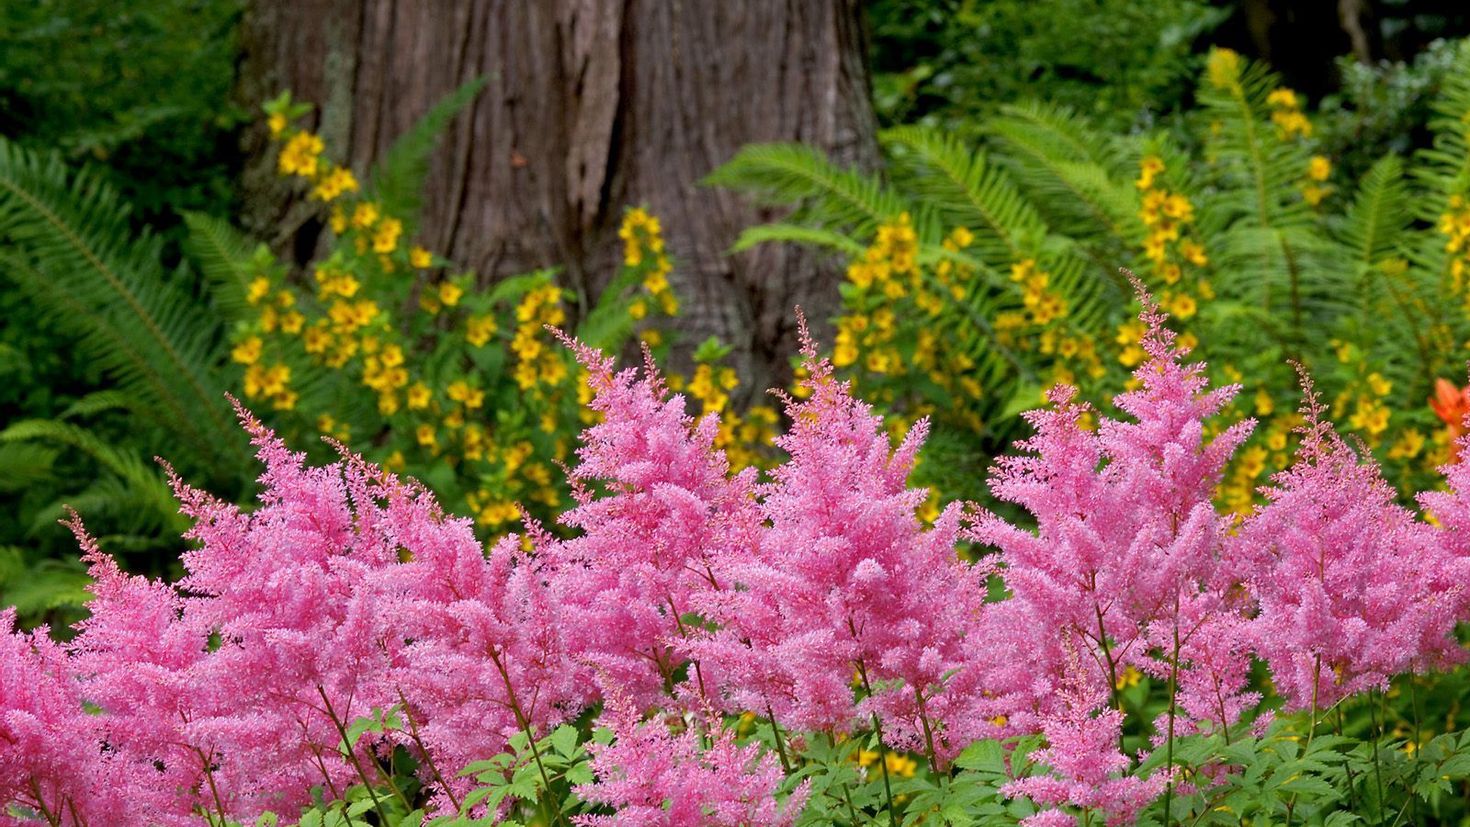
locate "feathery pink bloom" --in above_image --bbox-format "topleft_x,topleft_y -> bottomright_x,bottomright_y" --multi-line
691,323 -> 986,764
575,686 -> 807,827
971,289 -> 1249,820
544,337 -> 760,708
1000,647 -> 1169,827
1,608 -> 130,827
1233,375 -> 1465,710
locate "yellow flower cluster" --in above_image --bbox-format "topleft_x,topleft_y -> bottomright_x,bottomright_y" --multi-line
621,207 -> 679,318
510,284 -> 569,392
667,362 -> 778,471
1007,258 -> 1067,327
1302,155 -> 1333,207
855,749 -> 918,779
1439,194 -> 1470,301
277,131 -> 324,178
1218,413 -> 1296,515
362,342 -> 411,415
1206,48 -> 1242,91
253,98 -> 596,536
1266,87 -> 1313,140
243,362 -> 296,410
1342,370 -> 1393,443
1128,155 -> 1212,365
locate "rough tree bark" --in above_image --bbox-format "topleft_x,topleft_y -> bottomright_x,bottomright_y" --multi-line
238,1 -> 878,393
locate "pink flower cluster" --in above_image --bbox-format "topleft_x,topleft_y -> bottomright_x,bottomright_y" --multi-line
5,291 -> 1470,827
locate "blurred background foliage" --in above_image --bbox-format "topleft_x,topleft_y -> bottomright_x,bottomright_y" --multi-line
5,0 -> 1470,628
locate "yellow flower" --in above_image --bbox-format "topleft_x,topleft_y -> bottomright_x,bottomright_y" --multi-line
1168,293 -> 1198,320
407,382 -> 432,410
351,202 -> 380,229
1136,155 -> 1165,190
466,314 -> 497,347
310,166 -> 359,202
1254,388 -> 1274,416
410,246 -> 433,268
1266,88 -> 1300,109
1389,429 -> 1426,460
1179,240 -> 1208,267
267,112 -> 287,136
280,310 -> 305,334
1308,155 -> 1331,182
247,277 -> 271,305
277,131 -> 324,178
1366,372 -> 1392,397
1206,48 -> 1242,90
883,753 -> 917,778
416,424 -> 438,447
231,336 -> 263,365
372,217 -> 403,254
303,325 -> 331,354
438,282 -> 464,307
1302,184 -> 1331,207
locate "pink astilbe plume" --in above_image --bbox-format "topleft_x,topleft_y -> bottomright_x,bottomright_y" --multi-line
64,514 -> 217,826
387,517 -> 588,807
1,608 -> 130,827
969,285 -> 1251,819
692,319 -> 986,763
146,404 -> 411,815
1233,372 -> 1466,710
972,286 -> 1254,730
544,335 -> 760,707
1000,643 -> 1170,827
574,685 -> 808,827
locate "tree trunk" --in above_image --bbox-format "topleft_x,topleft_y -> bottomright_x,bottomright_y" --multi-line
238,0 -> 878,393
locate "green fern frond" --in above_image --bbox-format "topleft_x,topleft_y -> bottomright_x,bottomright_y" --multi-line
181,210 -> 261,317
368,75 -> 488,232
0,546 -> 92,621
704,142 -> 908,236
880,125 -> 1044,266
0,442 -> 59,493
0,138 -> 246,481
59,390 -> 134,420
729,223 -> 867,257
987,102 -> 1137,240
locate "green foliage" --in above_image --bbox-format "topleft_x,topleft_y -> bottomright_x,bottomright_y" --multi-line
712,42 -> 1470,508
0,0 -> 244,227
868,0 -> 1226,131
